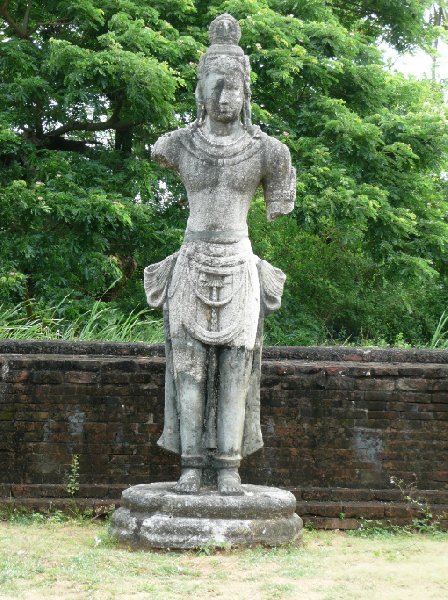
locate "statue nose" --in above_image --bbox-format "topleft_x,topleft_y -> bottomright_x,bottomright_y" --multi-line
219,85 -> 230,104
219,91 -> 230,105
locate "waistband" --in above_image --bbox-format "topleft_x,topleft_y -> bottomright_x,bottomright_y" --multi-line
184,229 -> 248,244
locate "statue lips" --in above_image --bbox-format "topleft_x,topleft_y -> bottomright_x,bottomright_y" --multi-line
216,107 -> 236,122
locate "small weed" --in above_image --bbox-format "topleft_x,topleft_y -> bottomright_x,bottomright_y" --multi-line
390,475 -> 446,535
141,582 -> 158,593
89,528 -> 119,549
350,519 -> 406,538
0,505 -> 108,526
350,475 -> 447,537
0,507 -> 67,525
64,454 -> 80,497
196,539 -> 231,556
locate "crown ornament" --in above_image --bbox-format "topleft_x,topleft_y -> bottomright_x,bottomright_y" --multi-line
208,13 -> 241,46
195,13 -> 253,130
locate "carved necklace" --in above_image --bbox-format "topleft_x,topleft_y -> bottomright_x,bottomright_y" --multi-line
196,127 -> 249,147
181,126 -> 262,166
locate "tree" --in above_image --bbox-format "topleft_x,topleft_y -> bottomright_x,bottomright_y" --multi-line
1,1 -> 447,345
429,2 -> 447,79
0,0 -> 199,312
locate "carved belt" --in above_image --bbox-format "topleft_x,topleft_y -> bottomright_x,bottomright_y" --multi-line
181,252 -> 251,345
184,229 -> 248,243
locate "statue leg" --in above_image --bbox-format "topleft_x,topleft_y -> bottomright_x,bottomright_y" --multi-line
215,346 -> 253,495
172,338 -> 207,494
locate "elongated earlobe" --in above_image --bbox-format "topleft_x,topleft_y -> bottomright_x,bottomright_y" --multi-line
243,99 -> 252,129
196,102 -> 206,126
194,82 -> 206,128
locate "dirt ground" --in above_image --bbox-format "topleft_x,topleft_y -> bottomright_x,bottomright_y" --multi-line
0,520 -> 447,600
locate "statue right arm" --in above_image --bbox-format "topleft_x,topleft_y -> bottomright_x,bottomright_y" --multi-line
151,130 -> 184,172
261,136 -> 296,221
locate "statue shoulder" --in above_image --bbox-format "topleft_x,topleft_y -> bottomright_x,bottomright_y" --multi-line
151,127 -> 192,171
258,131 -> 296,221
258,131 -> 292,166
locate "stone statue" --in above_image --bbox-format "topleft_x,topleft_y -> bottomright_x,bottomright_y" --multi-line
111,14 -> 302,549
144,13 -> 295,496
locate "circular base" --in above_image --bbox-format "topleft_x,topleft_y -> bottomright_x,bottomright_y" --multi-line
110,482 -> 302,550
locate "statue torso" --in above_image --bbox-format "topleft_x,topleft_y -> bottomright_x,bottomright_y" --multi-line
152,124 -> 295,228
153,127 -> 266,232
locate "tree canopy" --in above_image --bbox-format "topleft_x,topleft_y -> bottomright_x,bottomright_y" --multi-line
1,0 -> 447,345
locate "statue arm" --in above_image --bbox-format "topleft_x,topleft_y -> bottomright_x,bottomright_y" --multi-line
262,138 -> 296,221
151,130 -> 183,172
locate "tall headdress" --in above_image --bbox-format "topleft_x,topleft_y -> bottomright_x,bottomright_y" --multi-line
195,14 -> 252,129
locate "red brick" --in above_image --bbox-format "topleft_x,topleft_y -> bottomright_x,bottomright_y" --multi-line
65,371 -> 98,384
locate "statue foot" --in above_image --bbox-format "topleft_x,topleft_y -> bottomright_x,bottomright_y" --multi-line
174,468 -> 202,494
218,468 -> 244,496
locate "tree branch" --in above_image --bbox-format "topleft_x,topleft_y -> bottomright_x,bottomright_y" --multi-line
0,1 -> 69,38
22,1 -> 31,33
47,98 -> 131,137
30,17 -> 71,33
0,0 -> 29,38
47,118 -> 136,137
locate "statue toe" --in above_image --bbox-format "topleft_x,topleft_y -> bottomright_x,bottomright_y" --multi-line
218,469 -> 244,496
174,469 -> 202,494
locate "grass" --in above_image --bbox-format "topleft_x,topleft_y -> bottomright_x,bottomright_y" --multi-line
2,300 -> 448,348
0,520 -> 447,600
0,300 -> 164,343
430,310 -> 448,349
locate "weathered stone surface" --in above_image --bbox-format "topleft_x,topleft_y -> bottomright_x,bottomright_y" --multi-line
109,482 -> 302,549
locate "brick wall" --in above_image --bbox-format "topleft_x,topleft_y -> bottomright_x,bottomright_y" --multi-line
1,341 -> 447,528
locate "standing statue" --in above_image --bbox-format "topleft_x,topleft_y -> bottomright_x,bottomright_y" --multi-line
144,14 -> 295,496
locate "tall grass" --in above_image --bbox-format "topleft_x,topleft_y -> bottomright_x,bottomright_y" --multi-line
1,300 -> 447,348
0,301 -> 164,343
429,311 -> 448,349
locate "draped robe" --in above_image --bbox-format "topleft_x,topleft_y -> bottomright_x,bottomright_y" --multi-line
144,125 -> 296,459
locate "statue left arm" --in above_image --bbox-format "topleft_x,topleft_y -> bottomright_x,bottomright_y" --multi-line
261,137 -> 296,221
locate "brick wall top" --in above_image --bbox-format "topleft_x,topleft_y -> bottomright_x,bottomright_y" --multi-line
0,340 -> 447,364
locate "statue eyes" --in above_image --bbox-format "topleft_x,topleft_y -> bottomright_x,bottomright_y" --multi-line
213,85 -> 241,95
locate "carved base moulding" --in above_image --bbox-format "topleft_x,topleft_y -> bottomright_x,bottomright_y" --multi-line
110,482 -> 303,550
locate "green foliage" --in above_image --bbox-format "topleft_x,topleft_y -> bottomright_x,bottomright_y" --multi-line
1,1 -> 447,345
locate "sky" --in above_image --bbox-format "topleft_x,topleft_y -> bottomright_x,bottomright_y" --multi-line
382,40 -> 448,80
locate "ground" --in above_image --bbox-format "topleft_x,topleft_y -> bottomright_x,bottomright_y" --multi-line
0,518 -> 447,599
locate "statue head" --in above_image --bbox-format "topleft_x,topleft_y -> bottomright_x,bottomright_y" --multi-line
195,14 -> 252,129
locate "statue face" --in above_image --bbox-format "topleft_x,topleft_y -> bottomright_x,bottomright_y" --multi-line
202,68 -> 245,123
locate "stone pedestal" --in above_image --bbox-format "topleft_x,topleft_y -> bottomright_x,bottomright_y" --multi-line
110,482 -> 302,550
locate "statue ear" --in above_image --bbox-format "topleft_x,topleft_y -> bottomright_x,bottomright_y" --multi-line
242,58 -> 252,130
195,83 -> 206,126
243,97 -> 252,129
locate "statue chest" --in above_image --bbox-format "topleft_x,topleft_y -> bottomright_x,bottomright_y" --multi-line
179,153 -> 262,194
